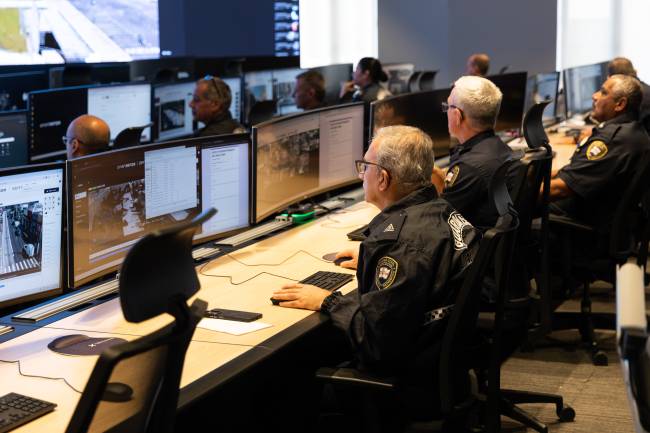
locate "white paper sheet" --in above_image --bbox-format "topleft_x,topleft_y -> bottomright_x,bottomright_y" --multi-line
197,318 -> 272,336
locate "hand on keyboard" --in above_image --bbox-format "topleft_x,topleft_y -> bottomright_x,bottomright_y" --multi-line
272,283 -> 332,311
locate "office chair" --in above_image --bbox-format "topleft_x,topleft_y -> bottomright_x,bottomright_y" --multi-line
474,101 -> 575,433
407,71 -> 438,92
113,123 -> 152,149
248,100 -> 277,126
65,208 -> 216,433
315,162 -> 519,432
549,148 -> 650,366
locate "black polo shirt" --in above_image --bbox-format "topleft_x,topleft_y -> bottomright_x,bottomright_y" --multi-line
555,112 -> 650,229
442,130 -> 513,230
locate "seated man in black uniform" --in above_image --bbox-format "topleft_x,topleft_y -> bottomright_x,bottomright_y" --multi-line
549,74 -> 650,231
273,126 -> 480,423
607,57 -> 650,133
432,75 -> 513,230
189,76 -> 245,137
294,70 -> 326,111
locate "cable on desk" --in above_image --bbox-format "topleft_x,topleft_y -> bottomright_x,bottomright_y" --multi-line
0,358 -> 83,394
225,249 -> 330,267
198,264 -> 300,286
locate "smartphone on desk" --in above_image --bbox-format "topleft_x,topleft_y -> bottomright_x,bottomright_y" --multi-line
204,308 -> 262,322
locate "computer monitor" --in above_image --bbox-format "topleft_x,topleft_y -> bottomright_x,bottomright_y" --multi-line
0,163 -> 64,308
87,83 -> 152,142
67,140 -> 202,288
370,89 -> 451,159
29,82 -> 153,162
312,63 -> 352,106
0,70 -> 49,111
195,134 -> 251,243
486,72 -> 528,132
382,63 -> 415,95
223,76 -> 243,122
564,63 -> 605,119
524,72 -> 560,126
244,70 -> 275,104
0,111 -> 28,169
253,102 -> 365,223
272,67 -> 303,115
153,81 -> 195,141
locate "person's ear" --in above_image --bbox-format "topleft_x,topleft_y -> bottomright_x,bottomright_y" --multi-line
71,138 -> 81,156
378,168 -> 390,191
614,96 -> 628,114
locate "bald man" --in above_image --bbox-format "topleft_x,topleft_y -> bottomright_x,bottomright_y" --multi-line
65,115 -> 110,159
466,53 -> 490,77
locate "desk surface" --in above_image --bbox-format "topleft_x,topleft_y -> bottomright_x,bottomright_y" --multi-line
0,200 -> 379,432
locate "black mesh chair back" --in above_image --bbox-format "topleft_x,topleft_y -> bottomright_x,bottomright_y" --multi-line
440,160 -> 519,413
407,70 -> 438,92
113,124 -> 152,150
65,209 -> 216,433
407,71 -> 422,93
523,100 -> 552,150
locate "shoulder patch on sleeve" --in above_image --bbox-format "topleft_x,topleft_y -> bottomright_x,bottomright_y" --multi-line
375,256 -> 398,290
586,140 -> 608,161
447,211 -> 472,251
445,165 -> 460,188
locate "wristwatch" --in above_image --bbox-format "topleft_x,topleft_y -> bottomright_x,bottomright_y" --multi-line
320,291 -> 343,314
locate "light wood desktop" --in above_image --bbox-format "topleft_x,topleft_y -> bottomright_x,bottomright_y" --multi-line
0,201 -> 379,432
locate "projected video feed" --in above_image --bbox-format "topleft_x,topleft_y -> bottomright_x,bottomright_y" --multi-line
0,0 -> 159,65
0,201 -> 43,280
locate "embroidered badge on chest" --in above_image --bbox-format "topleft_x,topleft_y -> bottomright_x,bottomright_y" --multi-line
445,165 -> 460,187
375,256 -> 398,290
586,140 -> 608,161
447,211 -> 472,251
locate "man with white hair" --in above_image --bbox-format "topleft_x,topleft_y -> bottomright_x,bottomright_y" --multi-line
434,75 -> 513,230
273,126 -> 479,381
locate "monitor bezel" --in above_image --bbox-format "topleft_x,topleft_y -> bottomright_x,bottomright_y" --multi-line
66,136 -> 202,289
194,132 -> 252,245
251,101 -> 366,224
0,161 -> 66,309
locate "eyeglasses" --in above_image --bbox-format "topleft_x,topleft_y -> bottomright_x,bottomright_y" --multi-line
202,75 -> 230,100
441,102 -> 463,117
355,159 -> 389,175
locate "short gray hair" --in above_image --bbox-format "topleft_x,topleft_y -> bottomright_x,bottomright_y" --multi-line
609,74 -> 643,114
373,125 -> 435,195
451,75 -> 503,130
199,76 -> 232,110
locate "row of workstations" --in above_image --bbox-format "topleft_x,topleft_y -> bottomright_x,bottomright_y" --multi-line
0,62 -> 354,166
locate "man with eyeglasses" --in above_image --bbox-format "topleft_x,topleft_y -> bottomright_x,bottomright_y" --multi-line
432,75 -> 513,230
190,76 -> 245,137
273,126 -> 479,416
64,114 -> 110,159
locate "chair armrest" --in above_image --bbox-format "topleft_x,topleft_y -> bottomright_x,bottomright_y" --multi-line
548,214 -> 595,233
315,367 -> 396,391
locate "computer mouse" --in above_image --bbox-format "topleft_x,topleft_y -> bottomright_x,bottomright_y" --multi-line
333,256 -> 352,266
48,334 -> 90,351
270,297 -> 282,306
102,382 -> 134,402
322,252 -> 351,266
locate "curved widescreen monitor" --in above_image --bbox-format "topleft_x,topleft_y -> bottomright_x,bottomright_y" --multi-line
67,139 -> 202,288
486,72 -> 528,132
253,102 -> 365,223
0,162 -> 64,308
370,89 -> 451,159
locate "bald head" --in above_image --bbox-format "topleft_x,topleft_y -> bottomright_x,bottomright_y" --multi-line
466,53 -> 490,77
66,115 -> 110,159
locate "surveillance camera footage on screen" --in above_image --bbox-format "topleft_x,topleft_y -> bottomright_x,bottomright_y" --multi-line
0,0 -> 159,65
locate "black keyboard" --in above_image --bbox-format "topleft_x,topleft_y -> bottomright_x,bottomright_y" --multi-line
300,271 -> 354,291
0,393 -> 56,432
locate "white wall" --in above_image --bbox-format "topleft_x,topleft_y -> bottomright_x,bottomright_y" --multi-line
299,0 -> 378,68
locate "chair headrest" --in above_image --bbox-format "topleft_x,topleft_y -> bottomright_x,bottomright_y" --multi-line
523,100 -> 552,150
118,208 -> 217,323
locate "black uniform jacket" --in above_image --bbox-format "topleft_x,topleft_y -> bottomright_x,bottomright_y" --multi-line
442,130 -> 513,230
195,111 -> 245,137
327,186 -> 480,376
555,112 -> 650,229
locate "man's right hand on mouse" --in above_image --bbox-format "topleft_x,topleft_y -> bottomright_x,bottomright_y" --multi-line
334,248 -> 359,270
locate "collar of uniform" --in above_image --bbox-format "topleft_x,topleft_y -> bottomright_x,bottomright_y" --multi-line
599,112 -> 636,128
207,109 -> 233,126
368,185 -> 439,232
456,129 -> 496,155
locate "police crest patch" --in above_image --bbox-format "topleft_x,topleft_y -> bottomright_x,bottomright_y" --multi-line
375,256 -> 398,290
445,165 -> 460,187
586,140 -> 608,161
447,211 -> 472,251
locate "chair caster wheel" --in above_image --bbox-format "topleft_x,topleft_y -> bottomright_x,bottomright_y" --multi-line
557,405 -> 575,422
592,351 -> 608,366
